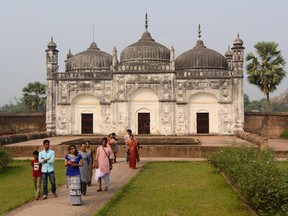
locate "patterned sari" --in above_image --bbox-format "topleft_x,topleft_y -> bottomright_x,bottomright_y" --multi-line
65,154 -> 82,205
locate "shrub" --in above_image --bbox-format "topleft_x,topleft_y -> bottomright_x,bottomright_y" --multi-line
0,147 -> 12,170
280,130 -> 288,139
208,146 -> 288,216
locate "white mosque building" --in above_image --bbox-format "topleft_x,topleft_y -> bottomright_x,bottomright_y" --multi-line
45,15 -> 245,136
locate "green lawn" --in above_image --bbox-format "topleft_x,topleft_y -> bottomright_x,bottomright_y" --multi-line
2,160 -> 288,216
0,160 -> 66,215
95,161 -> 253,216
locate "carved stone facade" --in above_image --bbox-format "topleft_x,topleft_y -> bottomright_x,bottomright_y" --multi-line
45,23 -> 245,136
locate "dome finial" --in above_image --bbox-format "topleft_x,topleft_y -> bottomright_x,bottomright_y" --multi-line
198,24 -> 201,40
145,9 -> 148,31
93,24 -> 95,42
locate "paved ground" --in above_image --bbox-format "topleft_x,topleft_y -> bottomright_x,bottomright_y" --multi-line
3,135 -> 287,216
4,157 -> 204,216
4,158 -> 141,216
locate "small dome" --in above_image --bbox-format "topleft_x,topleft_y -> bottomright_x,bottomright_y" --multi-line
225,46 -> 233,58
66,42 -> 112,72
66,49 -> 73,59
233,34 -> 243,46
175,40 -> 228,70
120,31 -> 170,63
47,37 -> 57,49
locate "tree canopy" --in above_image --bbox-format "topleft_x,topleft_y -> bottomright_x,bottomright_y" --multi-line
22,82 -> 46,112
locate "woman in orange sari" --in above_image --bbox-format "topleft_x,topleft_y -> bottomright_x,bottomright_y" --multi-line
127,135 -> 139,169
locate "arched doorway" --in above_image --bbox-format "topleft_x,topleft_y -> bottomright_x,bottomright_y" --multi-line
129,88 -> 159,135
189,93 -> 218,134
81,113 -> 93,134
138,112 -> 150,134
71,94 -> 100,135
197,112 -> 209,134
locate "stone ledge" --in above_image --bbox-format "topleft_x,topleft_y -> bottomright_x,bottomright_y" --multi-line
4,144 -> 225,159
0,132 -> 52,146
235,130 -> 268,149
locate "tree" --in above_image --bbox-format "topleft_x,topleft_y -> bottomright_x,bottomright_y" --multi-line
0,98 -> 26,113
22,82 -> 46,112
245,99 -> 266,112
244,94 -> 250,111
245,41 -> 286,112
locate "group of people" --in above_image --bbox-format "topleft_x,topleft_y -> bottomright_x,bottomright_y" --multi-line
31,129 -> 140,206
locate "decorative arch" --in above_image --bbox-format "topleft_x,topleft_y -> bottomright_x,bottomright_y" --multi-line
128,88 -> 159,134
189,92 -> 218,103
71,94 -> 100,135
129,88 -> 159,101
188,92 -> 219,134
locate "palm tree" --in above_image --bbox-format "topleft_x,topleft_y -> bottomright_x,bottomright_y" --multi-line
245,41 -> 286,112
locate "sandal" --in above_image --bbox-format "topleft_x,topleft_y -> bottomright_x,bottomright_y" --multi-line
97,188 -> 102,192
104,187 -> 108,191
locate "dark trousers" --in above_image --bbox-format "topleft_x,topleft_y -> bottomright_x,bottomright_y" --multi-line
42,171 -> 56,196
81,181 -> 87,195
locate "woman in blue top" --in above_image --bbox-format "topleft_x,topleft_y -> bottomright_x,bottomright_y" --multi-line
64,144 -> 83,205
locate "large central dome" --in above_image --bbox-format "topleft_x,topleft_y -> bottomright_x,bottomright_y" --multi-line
120,30 -> 170,63
175,40 -> 228,70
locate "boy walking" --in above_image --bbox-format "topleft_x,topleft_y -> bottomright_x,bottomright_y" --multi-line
31,150 -> 42,200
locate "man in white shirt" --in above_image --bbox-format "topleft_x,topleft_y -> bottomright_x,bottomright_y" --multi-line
39,139 -> 57,200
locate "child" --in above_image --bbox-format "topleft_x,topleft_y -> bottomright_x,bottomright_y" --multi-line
31,150 -> 42,200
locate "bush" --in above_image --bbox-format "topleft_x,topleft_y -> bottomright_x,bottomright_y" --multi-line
0,147 -> 12,170
208,146 -> 288,216
280,130 -> 288,139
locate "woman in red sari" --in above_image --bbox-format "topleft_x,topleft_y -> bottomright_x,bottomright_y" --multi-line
127,135 -> 139,169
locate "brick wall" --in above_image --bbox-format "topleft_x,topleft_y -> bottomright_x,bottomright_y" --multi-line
244,112 -> 288,138
0,113 -> 46,133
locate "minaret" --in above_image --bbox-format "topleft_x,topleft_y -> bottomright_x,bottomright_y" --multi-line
46,37 -> 59,75
65,49 -> 73,71
231,34 -> 245,76
45,37 -> 59,134
170,46 -> 175,71
112,46 -> 117,71
225,46 -> 233,71
231,34 -> 245,132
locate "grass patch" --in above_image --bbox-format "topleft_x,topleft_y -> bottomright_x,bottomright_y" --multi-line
280,130 -> 288,139
0,160 -> 66,215
95,161 -> 252,216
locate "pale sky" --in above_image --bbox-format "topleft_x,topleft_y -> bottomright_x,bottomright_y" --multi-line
1,0 -> 287,106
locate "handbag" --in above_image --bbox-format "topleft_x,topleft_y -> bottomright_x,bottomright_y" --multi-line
125,147 -> 130,155
102,147 -> 113,170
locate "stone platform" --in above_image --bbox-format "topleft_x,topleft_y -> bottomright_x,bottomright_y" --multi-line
4,135 -> 257,159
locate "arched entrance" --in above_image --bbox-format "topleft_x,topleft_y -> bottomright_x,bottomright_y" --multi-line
189,93 -> 218,134
129,88 -> 159,135
71,94 -> 100,135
